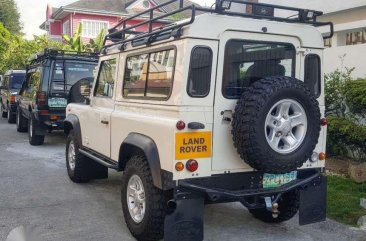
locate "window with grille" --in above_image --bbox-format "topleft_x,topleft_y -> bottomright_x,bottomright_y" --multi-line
81,20 -> 109,38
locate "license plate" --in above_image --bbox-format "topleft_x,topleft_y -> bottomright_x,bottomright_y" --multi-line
48,98 -> 67,108
263,171 -> 297,189
175,132 -> 212,160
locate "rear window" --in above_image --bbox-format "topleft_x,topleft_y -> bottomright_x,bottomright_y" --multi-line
52,61 -> 97,92
9,74 -> 25,89
223,40 -> 296,99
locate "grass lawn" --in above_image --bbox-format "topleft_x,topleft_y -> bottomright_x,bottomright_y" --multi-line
327,175 -> 366,226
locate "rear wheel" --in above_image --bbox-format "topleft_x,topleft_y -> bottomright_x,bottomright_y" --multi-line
28,115 -> 45,146
121,155 -> 168,241
16,108 -> 28,132
7,106 -> 16,124
66,130 -> 90,183
249,190 -> 299,223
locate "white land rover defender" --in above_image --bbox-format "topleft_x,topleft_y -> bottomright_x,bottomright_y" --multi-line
64,1 -> 333,241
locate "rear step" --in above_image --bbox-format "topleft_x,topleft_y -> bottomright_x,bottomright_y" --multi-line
79,148 -> 119,170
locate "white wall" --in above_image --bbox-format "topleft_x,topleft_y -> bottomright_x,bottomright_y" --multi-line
324,43 -> 366,79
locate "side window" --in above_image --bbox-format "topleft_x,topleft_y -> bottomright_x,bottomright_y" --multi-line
146,49 -> 174,98
123,48 -> 176,100
124,54 -> 148,98
187,47 -> 213,97
94,59 -> 117,98
304,54 -> 321,97
223,40 -> 296,99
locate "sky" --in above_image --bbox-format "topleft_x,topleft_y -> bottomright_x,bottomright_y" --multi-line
15,0 -> 366,39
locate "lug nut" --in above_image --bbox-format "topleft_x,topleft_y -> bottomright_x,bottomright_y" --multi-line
276,132 -> 282,137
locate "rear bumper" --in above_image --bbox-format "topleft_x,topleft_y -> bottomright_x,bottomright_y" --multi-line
34,109 -> 66,129
178,168 -> 322,203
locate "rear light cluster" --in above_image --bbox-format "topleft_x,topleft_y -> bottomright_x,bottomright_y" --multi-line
320,118 -> 327,126
175,159 -> 199,172
36,91 -> 48,106
9,96 -> 15,104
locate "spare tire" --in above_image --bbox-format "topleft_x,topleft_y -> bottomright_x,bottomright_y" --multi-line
232,76 -> 321,174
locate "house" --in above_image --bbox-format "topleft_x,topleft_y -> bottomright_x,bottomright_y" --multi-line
40,0 -> 197,42
318,4 -> 366,78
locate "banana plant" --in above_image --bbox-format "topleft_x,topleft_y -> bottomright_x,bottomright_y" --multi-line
63,23 -> 85,52
85,29 -> 106,53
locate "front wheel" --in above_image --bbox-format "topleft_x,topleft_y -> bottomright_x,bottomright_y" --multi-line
7,106 -> 16,124
248,190 -> 299,223
28,115 -> 45,146
121,155 -> 169,241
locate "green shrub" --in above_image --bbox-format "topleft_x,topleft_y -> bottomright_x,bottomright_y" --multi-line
327,116 -> 366,161
344,79 -> 366,117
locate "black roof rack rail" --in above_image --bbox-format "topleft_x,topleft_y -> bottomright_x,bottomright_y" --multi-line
29,48 -> 99,66
102,0 -> 334,52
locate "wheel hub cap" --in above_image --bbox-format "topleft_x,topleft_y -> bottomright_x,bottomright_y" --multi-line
127,175 -> 146,223
68,141 -> 76,171
265,99 -> 308,154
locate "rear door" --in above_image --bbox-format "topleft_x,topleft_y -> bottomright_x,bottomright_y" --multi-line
82,56 -> 118,157
212,31 -> 301,171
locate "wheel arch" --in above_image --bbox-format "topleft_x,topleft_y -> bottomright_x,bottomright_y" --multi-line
119,133 -> 163,189
64,114 -> 82,147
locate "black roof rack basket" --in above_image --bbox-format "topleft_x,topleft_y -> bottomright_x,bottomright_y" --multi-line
102,0 -> 333,51
29,48 -> 99,66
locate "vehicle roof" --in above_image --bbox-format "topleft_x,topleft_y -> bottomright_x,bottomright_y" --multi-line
181,14 -> 324,48
4,70 -> 26,75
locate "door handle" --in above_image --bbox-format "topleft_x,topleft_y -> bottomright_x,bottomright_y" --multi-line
188,122 -> 205,130
101,120 -> 109,125
221,110 -> 233,122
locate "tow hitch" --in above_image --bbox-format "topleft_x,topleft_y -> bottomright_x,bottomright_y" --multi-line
265,196 -> 280,218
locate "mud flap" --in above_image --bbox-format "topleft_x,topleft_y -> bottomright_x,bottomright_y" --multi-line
299,175 -> 327,225
164,197 -> 205,241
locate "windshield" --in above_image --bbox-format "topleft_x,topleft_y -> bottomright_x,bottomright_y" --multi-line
52,61 -> 97,92
10,74 -> 25,90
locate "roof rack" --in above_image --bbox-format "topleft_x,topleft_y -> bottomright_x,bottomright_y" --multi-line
29,48 -> 99,66
102,0 -> 334,52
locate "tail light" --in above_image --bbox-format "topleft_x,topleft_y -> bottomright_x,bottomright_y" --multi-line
186,159 -> 198,172
9,96 -> 15,104
320,118 -> 327,126
36,91 -> 48,106
175,162 -> 185,172
176,120 -> 186,130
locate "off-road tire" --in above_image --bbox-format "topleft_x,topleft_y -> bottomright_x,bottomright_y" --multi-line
232,76 -> 321,173
1,104 -> 6,118
16,108 -> 28,132
28,114 -> 45,146
249,190 -> 299,223
121,155 -> 168,241
66,130 -> 90,183
7,106 -> 16,124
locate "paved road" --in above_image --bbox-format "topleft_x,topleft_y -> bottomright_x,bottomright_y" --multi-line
0,117 -> 365,241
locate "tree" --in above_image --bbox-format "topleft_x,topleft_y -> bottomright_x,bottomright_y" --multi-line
0,0 -> 22,35
0,34 -> 67,73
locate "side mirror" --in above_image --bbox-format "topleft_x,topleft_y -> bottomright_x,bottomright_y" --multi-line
80,79 -> 91,99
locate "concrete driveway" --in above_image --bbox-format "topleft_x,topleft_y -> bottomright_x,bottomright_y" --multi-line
0,117 -> 365,241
